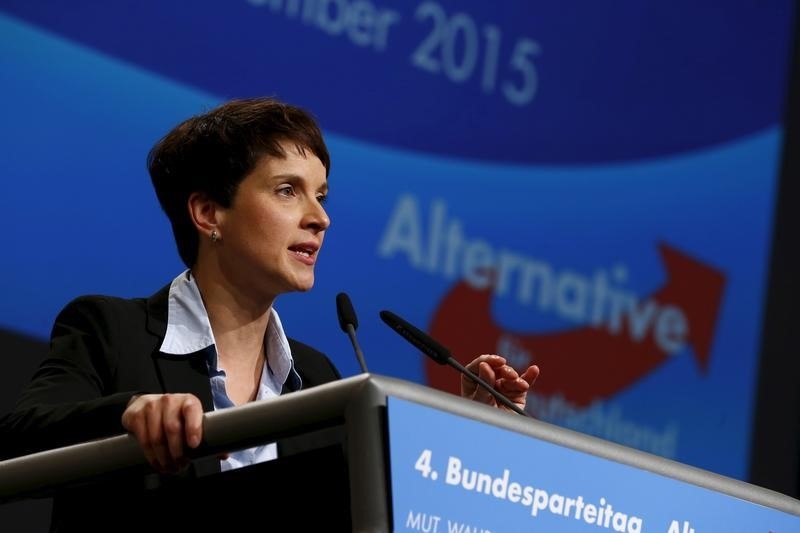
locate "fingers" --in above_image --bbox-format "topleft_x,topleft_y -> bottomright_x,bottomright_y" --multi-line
461,356 -> 540,414
465,354 -> 506,373
495,365 -> 540,411
520,365 -> 540,387
122,393 -> 203,474
182,396 -> 203,449
497,365 -> 539,393
470,361 -> 498,405
459,354 -> 541,414
145,399 -> 171,471
163,398 -> 190,470
463,355 -> 503,395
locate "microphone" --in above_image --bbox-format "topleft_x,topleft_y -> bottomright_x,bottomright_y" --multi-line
336,292 -> 369,373
379,310 -> 529,417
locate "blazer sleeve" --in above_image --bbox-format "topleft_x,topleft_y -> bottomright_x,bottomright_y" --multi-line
0,296 -> 141,459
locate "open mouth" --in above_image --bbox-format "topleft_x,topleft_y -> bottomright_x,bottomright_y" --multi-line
288,244 -> 319,263
290,248 -> 313,258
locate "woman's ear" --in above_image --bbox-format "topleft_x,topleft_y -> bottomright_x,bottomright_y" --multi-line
187,192 -> 223,241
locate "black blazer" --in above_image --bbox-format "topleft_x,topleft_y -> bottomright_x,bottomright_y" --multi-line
1,285 -> 345,532
0,283 -> 341,460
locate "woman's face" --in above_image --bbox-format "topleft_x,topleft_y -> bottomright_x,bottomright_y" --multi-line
215,141 -> 330,300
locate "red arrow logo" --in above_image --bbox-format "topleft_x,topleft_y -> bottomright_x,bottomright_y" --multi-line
427,243 -> 726,407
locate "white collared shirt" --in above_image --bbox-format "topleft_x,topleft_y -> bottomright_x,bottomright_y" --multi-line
159,270 -> 302,471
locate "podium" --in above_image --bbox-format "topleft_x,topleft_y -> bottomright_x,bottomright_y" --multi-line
1,374 -> 799,531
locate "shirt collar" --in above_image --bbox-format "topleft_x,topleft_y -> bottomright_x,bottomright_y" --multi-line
159,270 -> 300,390
160,270 -> 215,355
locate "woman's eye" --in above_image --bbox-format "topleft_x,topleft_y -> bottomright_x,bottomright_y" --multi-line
277,185 -> 295,197
317,194 -> 328,205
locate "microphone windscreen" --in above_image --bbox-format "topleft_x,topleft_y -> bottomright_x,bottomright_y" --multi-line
379,310 -> 451,365
336,292 -> 359,331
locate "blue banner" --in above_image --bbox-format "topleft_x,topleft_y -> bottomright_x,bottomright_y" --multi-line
0,1 -> 795,481
388,397 -> 800,532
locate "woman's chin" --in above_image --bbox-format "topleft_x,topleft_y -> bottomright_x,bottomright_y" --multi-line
291,277 -> 315,293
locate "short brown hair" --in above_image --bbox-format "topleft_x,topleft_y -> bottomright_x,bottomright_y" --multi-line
148,97 -> 330,267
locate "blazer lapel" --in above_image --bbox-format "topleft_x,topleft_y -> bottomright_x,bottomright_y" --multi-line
144,284 -> 214,413
144,283 -> 220,477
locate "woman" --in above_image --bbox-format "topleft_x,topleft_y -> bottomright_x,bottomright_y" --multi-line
0,98 -> 539,475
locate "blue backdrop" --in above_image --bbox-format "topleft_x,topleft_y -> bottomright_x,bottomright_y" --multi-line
0,1 -> 795,481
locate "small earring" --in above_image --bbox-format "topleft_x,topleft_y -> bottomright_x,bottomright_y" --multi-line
210,230 -> 219,243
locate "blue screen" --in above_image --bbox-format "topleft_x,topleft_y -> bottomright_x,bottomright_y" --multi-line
0,1 -> 794,481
